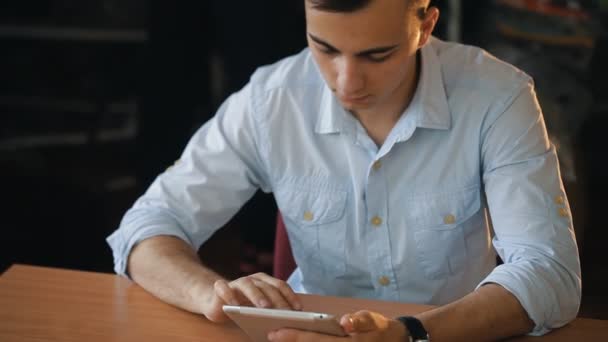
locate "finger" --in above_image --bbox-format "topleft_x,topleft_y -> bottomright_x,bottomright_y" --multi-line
251,273 -> 302,310
202,281 -> 234,323
204,295 -> 230,323
339,314 -> 355,334
231,277 -> 271,308
233,291 -> 254,306
340,311 -> 381,333
252,279 -> 291,309
213,279 -> 240,306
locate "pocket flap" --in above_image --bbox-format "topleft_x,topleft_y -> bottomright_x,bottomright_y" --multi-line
407,185 -> 481,228
276,184 -> 347,226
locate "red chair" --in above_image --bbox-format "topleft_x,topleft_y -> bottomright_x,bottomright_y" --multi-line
273,213 -> 297,281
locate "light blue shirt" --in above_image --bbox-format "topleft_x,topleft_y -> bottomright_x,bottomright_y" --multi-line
107,37 -> 581,335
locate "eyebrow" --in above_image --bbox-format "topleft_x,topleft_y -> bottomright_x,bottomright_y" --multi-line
308,33 -> 399,56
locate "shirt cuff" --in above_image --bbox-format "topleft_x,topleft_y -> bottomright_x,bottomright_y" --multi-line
476,264 -> 562,336
106,225 -> 191,278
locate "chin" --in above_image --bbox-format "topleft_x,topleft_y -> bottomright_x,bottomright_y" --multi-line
341,100 -> 374,112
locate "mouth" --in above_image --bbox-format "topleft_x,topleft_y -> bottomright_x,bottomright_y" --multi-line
340,94 -> 371,104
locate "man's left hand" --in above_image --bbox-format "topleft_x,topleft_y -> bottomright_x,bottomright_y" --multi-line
267,310 -> 409,341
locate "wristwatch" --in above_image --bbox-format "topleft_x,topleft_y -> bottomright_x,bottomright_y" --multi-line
396,316 -> 430,342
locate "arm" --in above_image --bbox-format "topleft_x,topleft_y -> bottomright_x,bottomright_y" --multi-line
270,284 -> 531,342
418,79 -> 580,340
128,235 -> 301,322
478,80 -> 581,335
411,80 -> 579,341
107,84 -> 301,322
416,284 -> 533,341
127,235 -> 223,317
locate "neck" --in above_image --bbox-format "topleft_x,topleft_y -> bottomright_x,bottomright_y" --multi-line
354,51 -> 421,146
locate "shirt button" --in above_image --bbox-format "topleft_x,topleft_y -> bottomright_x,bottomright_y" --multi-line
555,196 -> 565,205
558,208 -> 569,217
303,211 -> 314,221
371,216 -> 383,226
443,214 -> 456,224
378,276 -> 390,286
372,160 -> 382,171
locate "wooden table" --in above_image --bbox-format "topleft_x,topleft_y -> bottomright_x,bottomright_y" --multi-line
0,264 -> 606,341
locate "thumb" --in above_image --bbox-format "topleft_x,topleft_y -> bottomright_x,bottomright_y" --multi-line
340,311 -> 381,333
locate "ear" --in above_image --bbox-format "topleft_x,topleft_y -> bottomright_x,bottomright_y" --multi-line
418,6 -> 439,48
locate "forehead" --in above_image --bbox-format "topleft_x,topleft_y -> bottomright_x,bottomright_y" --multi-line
305,0 -> 410,50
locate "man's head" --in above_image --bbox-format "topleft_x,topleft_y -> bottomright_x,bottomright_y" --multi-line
305,0 -> 438,115
307,0 -> 427,15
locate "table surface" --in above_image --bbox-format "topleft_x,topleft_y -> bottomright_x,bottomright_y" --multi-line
0,264 -> 606,341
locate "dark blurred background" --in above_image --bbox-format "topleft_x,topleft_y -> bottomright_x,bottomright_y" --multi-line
1,0 -> 607,319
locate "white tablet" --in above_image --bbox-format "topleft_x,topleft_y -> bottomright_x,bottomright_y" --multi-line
223,305 -> 347,341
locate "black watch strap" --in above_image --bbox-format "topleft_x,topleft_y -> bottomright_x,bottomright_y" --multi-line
396,316 -> 430,342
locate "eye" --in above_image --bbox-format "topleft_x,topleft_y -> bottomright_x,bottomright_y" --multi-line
365,52 -> 393,63
319,47 -> 338,55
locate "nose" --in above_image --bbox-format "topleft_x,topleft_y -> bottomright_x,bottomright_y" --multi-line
335,57 -> 365,97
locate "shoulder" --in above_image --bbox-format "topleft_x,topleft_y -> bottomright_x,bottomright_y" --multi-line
244,48 -> 326,129
249,48 -> 324,92
428,38 -> 537,131
431,38 -> 532,101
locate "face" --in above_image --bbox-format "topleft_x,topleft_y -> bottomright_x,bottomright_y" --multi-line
305,0 -> 437,115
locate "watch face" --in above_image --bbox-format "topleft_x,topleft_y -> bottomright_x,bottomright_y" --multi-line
397,316 -> 429,341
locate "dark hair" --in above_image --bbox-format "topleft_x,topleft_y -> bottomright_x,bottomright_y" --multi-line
307,0 -> 428,15
307,0 -> 372,12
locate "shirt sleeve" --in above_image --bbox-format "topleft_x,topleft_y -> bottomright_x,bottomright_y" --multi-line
106,83 -> 270,276
478,79 -> 582,335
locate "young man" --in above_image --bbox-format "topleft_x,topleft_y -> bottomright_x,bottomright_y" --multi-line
107,0 -> 581,340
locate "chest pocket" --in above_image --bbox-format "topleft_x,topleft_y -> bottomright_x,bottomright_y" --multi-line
406,185 -> 481,280
274,180 -> 348,277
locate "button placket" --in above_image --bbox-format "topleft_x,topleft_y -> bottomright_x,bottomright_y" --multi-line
365,157 -> 397,298
372,160 -> 382,171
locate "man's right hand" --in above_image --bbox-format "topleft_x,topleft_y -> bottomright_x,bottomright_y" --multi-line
126,236 -> 301,323
200,272 -> 303,322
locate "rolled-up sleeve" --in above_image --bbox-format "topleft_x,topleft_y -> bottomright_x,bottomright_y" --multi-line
478,79 -> 582,335
107,83 -> 270,276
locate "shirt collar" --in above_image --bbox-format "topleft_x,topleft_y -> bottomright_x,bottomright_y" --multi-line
415,37 -> 451,130
315,37 -> 451,135
316,82 -> 346,134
